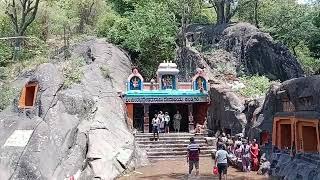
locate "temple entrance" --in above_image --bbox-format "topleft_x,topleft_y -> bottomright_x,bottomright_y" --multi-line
133,104 -> 144,132
149,104 -> 189,132
280,124 -> 291,149
302,126 -> 318,152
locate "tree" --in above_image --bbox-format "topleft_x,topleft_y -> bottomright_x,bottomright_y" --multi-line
257,1 -> 317,56
75,0 -> 103,33
209,0 -> 252,24
4,0 -> 40,47
123,1 -> 177,78
308,11 -> 320,58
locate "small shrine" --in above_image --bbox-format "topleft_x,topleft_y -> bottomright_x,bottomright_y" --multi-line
123,61 -> 210,133
18,81 -> 39,109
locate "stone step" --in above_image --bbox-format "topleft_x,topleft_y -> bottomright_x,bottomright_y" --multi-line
134,133 -> 196,137
146,146 -> 214,152
147,149 -> 213,156
135,136 -> 204,141
148,154 -> 211,160
138,143 -> 212,149
136,139 -> 206,145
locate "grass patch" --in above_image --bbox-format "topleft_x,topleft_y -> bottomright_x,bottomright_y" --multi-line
100,65 -> 112,79
216,62 -> 237,75
62,57 -> 86,88
238,75 -> 273,98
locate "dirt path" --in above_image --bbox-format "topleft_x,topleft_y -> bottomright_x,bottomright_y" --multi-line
118,158 -> 269,180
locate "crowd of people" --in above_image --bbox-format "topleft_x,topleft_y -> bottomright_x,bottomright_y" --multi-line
151,111 -> 182,140
214,133 -> 262,178
187,132 -> 267,180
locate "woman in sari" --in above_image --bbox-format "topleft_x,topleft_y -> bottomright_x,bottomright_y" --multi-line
250,139 -> 260,171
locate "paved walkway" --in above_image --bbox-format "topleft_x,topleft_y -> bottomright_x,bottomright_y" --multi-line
118,157 -> 269,180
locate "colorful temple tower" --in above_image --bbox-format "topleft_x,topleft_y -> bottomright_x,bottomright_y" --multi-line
123,62 -> 210,133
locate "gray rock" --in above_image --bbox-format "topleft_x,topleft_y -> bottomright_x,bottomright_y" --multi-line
207,83 -> 246,135
180,22 -> 304,81
0,39 -> 146,180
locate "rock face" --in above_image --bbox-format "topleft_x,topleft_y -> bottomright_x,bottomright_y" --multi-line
219,23 -> 304,81
178,23 -> 304,81
270,153 -> 320,180
257,75 -> 320,132
177,22 -> 303,135
207,83 -> 246,135
0,39 -> 146,180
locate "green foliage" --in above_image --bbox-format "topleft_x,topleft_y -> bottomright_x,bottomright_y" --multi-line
100,65 -> 112,79
215,62 -> 237,75
0,12 -> 13,66
123,1 -> 177,78
0,85 -> 17,111
308,11 -> 320,58
0,42 -> 12,67
258,1 -> 315,48
20,37 -> 48,60
108,0 -> 135,16
97,8 -> 129,44
239,75 -> 272,98
63,57 -> 86,88
47,1 -> 80,36
296,44 -> 320,75
191,8 -> 216,24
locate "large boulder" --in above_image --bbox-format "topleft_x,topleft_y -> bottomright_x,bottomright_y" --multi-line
258,75 -> 320,131
0,39 -> 146,180
177,22 -> 305,136
179,22 -> 304,81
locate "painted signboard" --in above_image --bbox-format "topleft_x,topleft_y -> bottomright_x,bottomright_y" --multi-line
123,96 -> 209,104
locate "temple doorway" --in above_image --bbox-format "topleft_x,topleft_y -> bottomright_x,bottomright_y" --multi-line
133,104 -> 144,132
149,104 -> 189,132
302,126 -> 318,152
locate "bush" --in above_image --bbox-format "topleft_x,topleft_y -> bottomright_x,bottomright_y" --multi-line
0,85 -> 17,111
97,9 -> 129,44
296,44 -> 320,75
238,75 -> 272,98
216,62 -> 237,75
63,57 -> 86,88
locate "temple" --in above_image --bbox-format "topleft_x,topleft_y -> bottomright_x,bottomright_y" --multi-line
123,62 -> 210,133
271,91 -> 320,153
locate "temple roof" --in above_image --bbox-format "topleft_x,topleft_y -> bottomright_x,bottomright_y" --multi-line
156,62 -> 179,75
125,89 -> 208,97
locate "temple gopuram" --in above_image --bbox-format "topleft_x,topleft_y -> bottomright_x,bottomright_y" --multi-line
123,62 -> 210,133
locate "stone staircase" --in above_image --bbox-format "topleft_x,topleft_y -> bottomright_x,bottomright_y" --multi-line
135,133 -> 215,161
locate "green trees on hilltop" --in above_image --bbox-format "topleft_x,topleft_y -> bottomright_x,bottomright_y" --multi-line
0,0 -> 319,80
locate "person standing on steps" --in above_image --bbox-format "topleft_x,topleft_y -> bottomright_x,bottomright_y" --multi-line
158,111 -> 165,133
173,111 -> 182,133
187,137 -> 200,177
164,112 -> 170,133
215,144 -> 230,180
152,114 -> 159,141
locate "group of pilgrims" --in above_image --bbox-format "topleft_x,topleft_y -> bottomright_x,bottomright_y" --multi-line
151,111 -> 182,140
213,132 -> 270,178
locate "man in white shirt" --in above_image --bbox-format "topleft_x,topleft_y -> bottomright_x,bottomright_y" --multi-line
152,114 -> 159,141
215,144 -> 230,180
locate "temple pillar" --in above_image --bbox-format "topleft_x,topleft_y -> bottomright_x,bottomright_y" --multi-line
188,104 -> 194,133
143,104 -> 150,133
